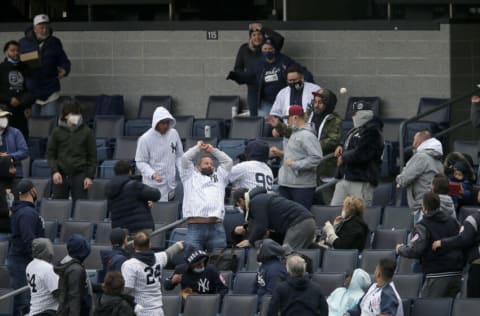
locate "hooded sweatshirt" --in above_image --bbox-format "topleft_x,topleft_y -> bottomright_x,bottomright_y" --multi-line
278,123 -> 323,188
256,239 -> 288,300
26,238 -> 59,315
327,268 -> 371,316
268,275 -> 329,316
439,194 -> 456,220
135,106 -> 183,201
396,137 -> 444,211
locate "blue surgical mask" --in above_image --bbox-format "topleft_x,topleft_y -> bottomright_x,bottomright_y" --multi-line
262,51 -> 275,60
193,267 -> 205,273
7,57 -> 19,65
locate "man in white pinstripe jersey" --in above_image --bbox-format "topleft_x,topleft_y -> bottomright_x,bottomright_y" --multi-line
179,140 -> 233,251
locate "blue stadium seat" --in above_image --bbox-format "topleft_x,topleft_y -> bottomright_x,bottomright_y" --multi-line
193,119 -> 226,139
31,159 -> 51,178
174,115 -> 194,139
229,117 -> 264,139
124,119 -> 151,136
217,139 -> 246,161
206,95 -> 241,120
138,95 -> 173,118
345,96 -> 382,120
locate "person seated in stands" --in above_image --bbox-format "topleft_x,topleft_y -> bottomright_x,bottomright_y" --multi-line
431,173 -> 457,220
268,254 -> 328,316
94,271 -> 137,316
164,248 -> 228,298
255,239 -> 288,305
99,228 -> 129,283
327,268 -> 371,316
319,196 -> 369,251
345,258 -> 403,316
449,160 -> 473,209
106,160 -> 160,235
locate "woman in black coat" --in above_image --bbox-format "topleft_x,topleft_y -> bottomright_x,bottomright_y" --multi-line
322,196 -> 369,251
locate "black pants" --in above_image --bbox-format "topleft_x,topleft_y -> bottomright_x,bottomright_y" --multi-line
468,263 -> 480,298
51,174 -> 88,200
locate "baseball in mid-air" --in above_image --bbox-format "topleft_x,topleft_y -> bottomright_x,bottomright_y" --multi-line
340,87 -> 347,94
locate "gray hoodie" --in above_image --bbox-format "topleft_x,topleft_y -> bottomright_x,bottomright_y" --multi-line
439,194 -> 457,220
278,124 -> 323,188
396,138 -> 444,211
32,237 -> 54,262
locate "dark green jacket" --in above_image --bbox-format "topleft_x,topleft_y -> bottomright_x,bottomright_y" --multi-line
47,123 -> 96,179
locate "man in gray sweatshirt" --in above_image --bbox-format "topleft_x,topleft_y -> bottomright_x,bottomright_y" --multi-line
278,105 -> 323,210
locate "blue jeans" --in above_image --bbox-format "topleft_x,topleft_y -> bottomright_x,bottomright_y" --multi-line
185,223 -> 227,252
6,256 -> 31,316
278,186 -> 316,210
32,99 -> 60,117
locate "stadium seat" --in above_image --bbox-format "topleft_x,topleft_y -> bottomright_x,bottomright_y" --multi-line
458,206 -> 480,223
345,96 -> 381,120
0,265 -> 11,288
52,243 -> 68,264
232,272 -> 257,294
162,295 -> 182,316
372,228 -> 408,249
217,139 -> 246,161
40,199 -> 73,221
59,221 -> 95,243
44,220 -> 58,242
29,178 -> 51,198
393,274 -> 423,299
31,159 -> 51,178
245,247 -> 259,272
296,249 -> 322,272
193,119 -> 226,139
359,249 -> 396,274
453,140 -> 480,167
372,182 -> 395,207
411,298 -> 453,316
74,95 -> 98,123
396,256 -> 418,274
0,288 -> 14,316
94,221 -> 112,245
364,206 -> 383,232
124,119 -> 151,136
310,205 -> 341,228
382,118 -> 403,144
452,298 -> 480,316
151,201 -> 180,224
259,295 -> 272,316
311,272 -> 346,297
417,97 -> 450,130
403,299 -> 412,316
96,138 -> 111,161
84,244 -> 111,270
321,249 -> 358,274
138,95 -> 173,118
28,116 -> 56,159
229,117 -> 264,139
98,160 -> 118,179
183,137 -> 218,151
0,242 -> 8,265
73,199 -> 108,221
382,206 -> 414,230
183,294 -> 220,316
94,115 -> 125,139
221,295 -> 257,316
174,115 -> 194,139
88,179 -> 110,200
113,136 -> 138,160
206,95 -> 241,120
381,141 -> 398,178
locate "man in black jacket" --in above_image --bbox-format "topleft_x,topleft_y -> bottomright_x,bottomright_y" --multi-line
106,160 -> 160,234
268,254 -> 328,316
234,187 -> 316,249
0,40 -> 32,140
396,192 -> 464,298
331,102 -> 384,206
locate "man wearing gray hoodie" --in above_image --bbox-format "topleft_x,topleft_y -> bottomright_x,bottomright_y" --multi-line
135,106 -> 184,201
396,130 -> 444,222
278,105 -> 323,210
26,238 -> 59,315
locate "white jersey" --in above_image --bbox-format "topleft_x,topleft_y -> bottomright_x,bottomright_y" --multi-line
25,258 -> 59,315
121,252 -> 168,316
229,161 -> 274,191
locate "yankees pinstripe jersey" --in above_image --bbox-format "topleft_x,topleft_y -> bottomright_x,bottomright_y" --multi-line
26,258 -> 59,315
121,252 -> 168,316
229,161 -> 274,191
180,146 -> 233,219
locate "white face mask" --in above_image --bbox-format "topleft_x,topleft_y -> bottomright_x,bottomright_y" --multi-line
0,117 -> 8,129
67,114 -> 81,126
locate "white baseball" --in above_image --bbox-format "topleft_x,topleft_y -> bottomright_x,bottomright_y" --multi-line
340,87 -> 347,94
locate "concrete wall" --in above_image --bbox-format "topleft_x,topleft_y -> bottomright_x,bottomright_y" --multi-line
0,25 -> 451,119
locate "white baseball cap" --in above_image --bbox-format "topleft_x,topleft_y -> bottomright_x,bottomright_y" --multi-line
33,14 -> 50,26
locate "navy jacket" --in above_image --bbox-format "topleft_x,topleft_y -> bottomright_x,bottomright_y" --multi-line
99,247 -> 129,283
106,175 -> 160,233
164,263 -> 228,295
1,127 -> 28,177
8,200 -> 45,260
19,27 -> 71,100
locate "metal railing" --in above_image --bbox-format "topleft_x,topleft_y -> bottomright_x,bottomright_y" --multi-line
398,88 -> 480,169
0,218 -> 187,303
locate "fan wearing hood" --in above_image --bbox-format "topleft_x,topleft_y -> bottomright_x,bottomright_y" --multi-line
135,106 -> 183,201
55,234 -> 92,316
268,254 -> 328,316
396,130 -> 444,220
0,155 -> 16,235
26,238 -> 60,315
449,160 -> 473,208
164,248 -> 228,298
255,239 -> 288,303
327,268 -> 371,316
229,140 -> 274,191
47,100 -> 96,201
331,103 -> 384,207
19,14 -> 71,116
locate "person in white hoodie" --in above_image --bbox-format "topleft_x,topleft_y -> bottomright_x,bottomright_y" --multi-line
135,107 -> 184,201
327,268 -> 371,316
396,130 -> 444,222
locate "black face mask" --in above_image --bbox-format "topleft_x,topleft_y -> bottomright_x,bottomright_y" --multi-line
289,81 -> 304,91
200,168 -> 213,176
